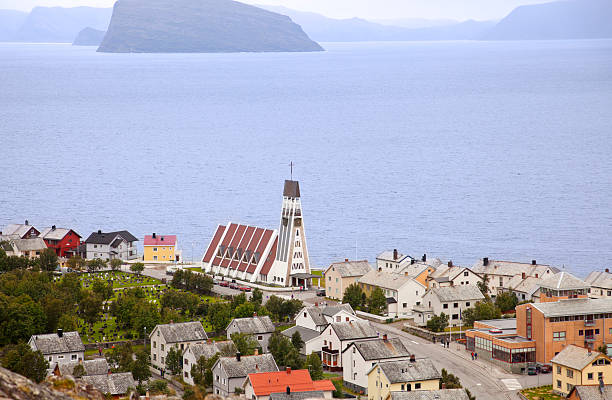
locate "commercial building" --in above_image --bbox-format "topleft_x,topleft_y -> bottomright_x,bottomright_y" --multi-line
551,345 -> 612,396
143,233 -> 177,262
324,260 -> 372,300
367,359 -> 441,400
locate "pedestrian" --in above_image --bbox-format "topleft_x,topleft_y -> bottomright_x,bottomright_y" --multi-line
471,352 -> 474,360
475,352 -> 478,360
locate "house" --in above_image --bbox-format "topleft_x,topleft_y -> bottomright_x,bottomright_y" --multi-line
324,260 -> 372,300
243,368 -> 335,400
52,358 -> 109,377
516,298 -> 612,363
359,269 -> 426,318
226,316 -> 275,352
568,384 -> 612,400
82,230 -> 138,261
281,326 -> 322,355
1,238 -> 47,258
144,233 -> 177,262
537,272 -> 589,303
212,353 -> 278,396
551,345 -> 612,396
413,285 -> 485,327
294,304 -> 359,332
585,270 -> 612,299
367,359 -> 441,400
426,263 -> 482,289
387,389 -> 470,400
501,274 -> 543,303
320,321 -> 378,370
150,321 -> 208,370
342,336 -> 413,393
182,340 -> 235,385
39,226 -> 81,257
1,221 -> 39,239
28,329 -> 85,364
472,258 -> 558,296
81,372 -> 136,398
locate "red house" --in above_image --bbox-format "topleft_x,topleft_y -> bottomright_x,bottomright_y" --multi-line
39,225 -> 82,258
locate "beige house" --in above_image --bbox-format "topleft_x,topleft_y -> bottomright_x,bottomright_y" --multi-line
585,270 -> 612,299
1,238 -> 47,258
472,258 -> 558,296
551,345 -> 612,396
324,260 -> 372,300
367,359 -> 441,400
150,321 -> 208,371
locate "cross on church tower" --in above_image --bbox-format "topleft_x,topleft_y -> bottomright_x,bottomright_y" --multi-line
289,161 -> 294,181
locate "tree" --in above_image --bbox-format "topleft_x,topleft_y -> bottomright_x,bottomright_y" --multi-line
110,258 -> 123,272
367,287 -> 387,316
495,291 -> 519,313
87,258 -> 107,273
38,248 -> 58,272
92,279 -> 114,302
191,356 -> 208,387
149,380 -> 170,395
461,301 -> 501,327
1,343 -> 49,383
268,333 -> 303,369
66,256 -> 87,271
477,274 -> 490,298
332,379 -> 344,398
0,293 -> 47,346
130,262 -> 145,275
235,302 -> 256,318
132,350 -> 152,384
231,292 -> 247,309
166,346 -> 183,375
72,363 -> 86,378
441,368 -> 462,389
107,342 -> 134,372
57,312 -> 79,332
305,353 -> 323,381
251,288 -> 263,306
79,292 -> 103,328
426,313 -> 449,333
291,331 -> 304,351
342,283 -> 365,310
231,333 -> 258,356
208,302 -> 233,332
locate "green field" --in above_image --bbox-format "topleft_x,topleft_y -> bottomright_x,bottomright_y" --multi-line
311,270 -> 324,288
520,385 -> 564,400
79,271 -> 162,289
186,267 -> 203,273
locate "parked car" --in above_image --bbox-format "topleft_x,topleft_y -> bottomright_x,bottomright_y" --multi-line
527,366 -> 538,375
316,289 -> 326,297
240,286 -> 251,292
229,283 -> 239,289
538,364 -> 552,373
219,281 -> 229,287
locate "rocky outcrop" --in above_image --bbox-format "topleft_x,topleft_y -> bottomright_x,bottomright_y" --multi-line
97,0 -> 323,53
73,27 -> 106,46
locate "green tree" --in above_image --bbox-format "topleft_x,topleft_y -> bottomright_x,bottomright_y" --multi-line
342,283 -> 365,311
441,368 -> 462,389
79,292 -> 103,328
332,379 -> 344,398
251,288 -> 263,306
305,353 -> 323,380
149,380 -> 170,395
191,356 -> 208,387
231,292 -> 247,309
57,273 -> 84,304
208,302 -> 233,332
426,313 -> 449,333
38,248 -> 59,272
268,333 -> 303,369
110,258 -> 123,272
66,256 -> 87,271
57,312 -> 79,332
130,262 -> 145,275
87,258 -> 107,273
107,342 -> 134,372
72,363 -> 86,378
1,343 -> 49,383
462,301 -> 501,327
231,332 -> 258,356
367,287 -> 387,315
166,346 -> 183,375
132,350 -> 152,384
477,274 -> 490,298
291,331 -> 304,351
495,291 -> 519,313
92,279 -> 114,302
235,302 -> 256,318
0,293 -> 47,345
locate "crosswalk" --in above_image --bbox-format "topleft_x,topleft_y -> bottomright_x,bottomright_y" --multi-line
501,378 -> 522,391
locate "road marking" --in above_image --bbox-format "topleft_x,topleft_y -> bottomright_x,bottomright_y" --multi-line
476,384 -> 482,386
411,341 -> 418,344
501,379 -> 522,391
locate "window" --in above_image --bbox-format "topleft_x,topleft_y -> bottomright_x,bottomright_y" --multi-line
566,369 -> 573,378
403,303 -> 407,308
556,366 -> 561,374
452,314 -> 459,320
161,344 -> 165,351
257,335 -> 263,340
579,330 -> 584,336
556,380 -> 561,389
443,304 -> 448,309
153,354 -> 156,361
58,355 -> 64,359
185,372 -> 188,378
336,316 -> 341,322
553,331 -> 566,341
181,344 -> 184,350
304,312 -> 307,318
466,302 -> 471,307
566,383 -> 572,392
454,303 -> 459,308
154,256 -> 157,260
588,373 -> 593,380
595,329 -> 600,334
184,358 -> 189,365
71,354 -> 77,360
401,385 -> 405,390
415,383 -> 421,389
161,357 -> 164,364
153,248 -> 158,251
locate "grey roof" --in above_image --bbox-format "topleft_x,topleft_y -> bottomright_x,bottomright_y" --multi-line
359,269 -> 421,290
303,304 -> 355,327
283,180 -> 300,198
585,271 -> 612,290
30,331 -> 85,355
389,389 -> 469,400
331,321 -> 377,341
377,250 -> 410,262
154,321 -> 208,343
81,372 -> 135,395
218,354 -> 278,378
2,224 -> 37,238
11,238 -> 47,252
55,359 -> 109,376
227,316 -> 275,334
84,231 -> 138,245
472,259 -> 558,277
375,359 -> 441,383
530,298 -> 612,317
429,285 -> 485,302
39,227 -> 76,240
350,338 -> 411,361
539,271 -> 588,290
550,345 -> 605,370
325,260 -> 372,278
281,326 -> 320,343
571,385 -> 612,400
185,341 -> 234,360
506,275 -> 542,294
270,391 -> 325,400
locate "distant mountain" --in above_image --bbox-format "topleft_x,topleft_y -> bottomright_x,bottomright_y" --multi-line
0,10 -> 28,41
73,27 -> 106,46
372,18 -> 459,29
98,0 -> 323,53
12,6 -> 112,43
258,5 -> 494,42
485,0 -> 612,40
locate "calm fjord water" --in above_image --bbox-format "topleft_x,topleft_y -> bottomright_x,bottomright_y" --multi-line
1,41 -> 611,276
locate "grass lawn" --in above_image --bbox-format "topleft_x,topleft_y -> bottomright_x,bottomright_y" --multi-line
275,324 -> 294,332
79,271 -> 162,289
311,270 -> 324,288
444,326 -> 472,332
520,385 -> 564,400
186,267 -> 203,273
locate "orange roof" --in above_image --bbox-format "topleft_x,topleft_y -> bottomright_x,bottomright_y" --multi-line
247,369 -> 335,396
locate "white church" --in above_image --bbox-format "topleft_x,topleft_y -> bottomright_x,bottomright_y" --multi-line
201,180 -> 315,287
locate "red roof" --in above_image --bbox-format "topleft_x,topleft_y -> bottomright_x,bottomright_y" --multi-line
202,225 -> 226,263
144,235 -> 177,246
247,369 -> 334,397
258,237 -> 278,275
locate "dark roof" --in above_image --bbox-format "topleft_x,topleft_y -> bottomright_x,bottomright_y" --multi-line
84,231 -> 138,245
281,326 -> 320,343
375,359 -> 441,383
55,359 -> 108,376
30,332 -> 85,355
350,338 -> 412,361
570,385 -> 612,400
389,389 -> 469,400
154,321 -> 208,343
331,321 -> 377,341
283,180 -> 301,198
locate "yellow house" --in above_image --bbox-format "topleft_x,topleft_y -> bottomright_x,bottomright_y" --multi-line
143,233 -> 177,262
367,359 -> 441,400
551,345 -> 612,396
324,260 -> 372,300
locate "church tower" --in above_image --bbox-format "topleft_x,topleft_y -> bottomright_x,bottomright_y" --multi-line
276,180 -> 311,287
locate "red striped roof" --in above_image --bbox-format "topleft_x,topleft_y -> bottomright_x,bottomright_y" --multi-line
237,227 -> 264,272
229,226 -> 255,270
202,225 -> 226,263
257,237 -> 278,275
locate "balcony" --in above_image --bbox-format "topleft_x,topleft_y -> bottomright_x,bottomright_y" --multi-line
584,320 -> 596,326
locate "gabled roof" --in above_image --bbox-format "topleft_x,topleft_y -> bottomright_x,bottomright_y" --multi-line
246,369 -> 334,397
330,321 -> 377,341
30,331 -> 85,355
389,389 -> 470,400
39,227 -> 81,240
377,250 -> 410,263
551,345 -> 608,370
506,275 -> 542,294
324,260 -> 372,278
153,321 -> 207,343
144,234 -> 176,246
11,238 -> 47,252
184,341 -> 234,360
428,285 -> 485,302
54,358 -> 108,376
372,359 -> 441,383
81,372 -> 135,395
218,354 -> 278,378
270,391 -> 325,400
227,316 -> 275,334
2,224 -> 39,239
472,259 -> 558,277
570,385 -> 612,400
301,304 -> 355,327
84,231 -> 138,245
281,326 -> 320,343
585,271 -> 612,290
359,269 -> 424,291
539,271 -> 589,290
528,298 -> 612,317
348,338 -> 411,361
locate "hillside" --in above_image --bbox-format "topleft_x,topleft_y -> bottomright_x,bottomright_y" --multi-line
0,10 -> 28,41
73,27 -> 106,46
98,0 -> 323,53
485,0 -> 612,40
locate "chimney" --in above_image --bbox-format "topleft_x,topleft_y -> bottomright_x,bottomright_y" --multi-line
254,348 -> 259,356
52,225 -> 56,230
152,233 -> 156,239
441,383 -> 446,389
382,334 -> 388,341
448,261 -> 453,268
315,302 -> 318,307
483,257 -> 489,266
535,273 -> 539,278
286,386 -> 291,395
393,249 -> 398,261
450,280 -> 454,286
146,390 -> 150,400
98,229 -> 102,234
410,259 -> 415,265
378,267 -> 382,272
57,328 -> 63,337
345,258 -> 349,262
522,272 -> 526,279
532,260 -> 537,265
286,367 -> 291,374
236,352 -> 241,362
422,254 -> 427,262
409,354 -> 416,362
25,219 -> 29,225
253,312 -> 257,317
606,268 -> 610,273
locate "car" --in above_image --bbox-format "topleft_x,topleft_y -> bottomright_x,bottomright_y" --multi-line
240,286 -> 251,292
316,289 -> 326,297
538,364 -> 552,374
219,281 -> 229,287
527,366 -> 538,375
229,283 -> 240,289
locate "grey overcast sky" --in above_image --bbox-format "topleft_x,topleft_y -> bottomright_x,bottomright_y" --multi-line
0,0 -> 555,20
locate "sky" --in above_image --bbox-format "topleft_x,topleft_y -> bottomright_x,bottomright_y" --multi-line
0,0 -> 555,20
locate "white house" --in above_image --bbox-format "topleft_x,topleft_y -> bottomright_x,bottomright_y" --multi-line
81,230 -> 139,261
182,340 -> 234,385
472,258 -> 558,296
413,285 -> 485,327
28,329 -> 84,365
226,316 -> 276,353
294,304 -> 359,332
585,270 -> 612,299
359,269 -> 426,317
212,353 -> 278,396
150,321 -> 208,371
320,321 -> 378,370
426,264 -> 482,289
